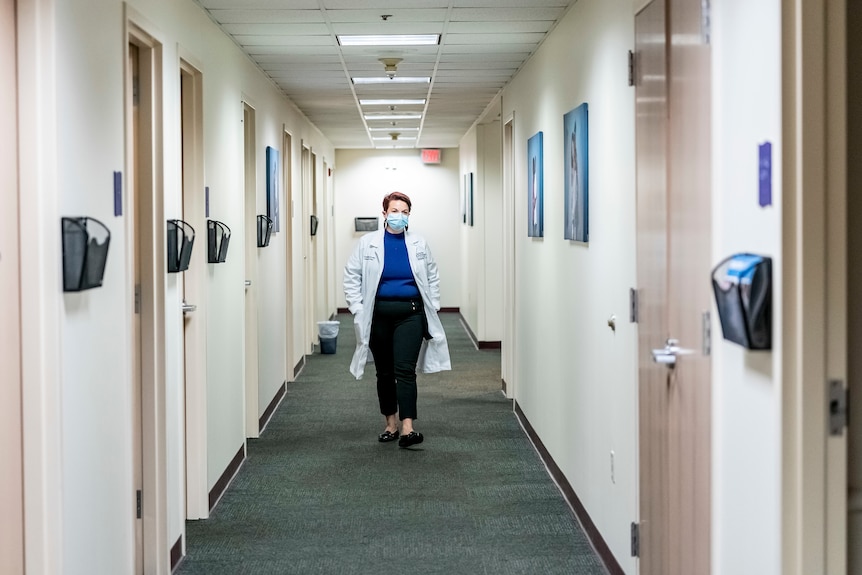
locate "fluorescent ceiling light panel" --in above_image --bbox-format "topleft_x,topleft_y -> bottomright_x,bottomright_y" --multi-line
369,127 -> 419,131
352,76 -> 431,85
338,34 -> 439,46
372,136 -> 417,141
360,99 -> 426,106
364,114 -> 422,121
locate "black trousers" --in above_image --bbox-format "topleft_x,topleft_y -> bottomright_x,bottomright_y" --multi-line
369,299 -> 425,420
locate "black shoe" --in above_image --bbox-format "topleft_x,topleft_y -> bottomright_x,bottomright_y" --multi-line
378,430 -> 399,443
398,431 -> 424,448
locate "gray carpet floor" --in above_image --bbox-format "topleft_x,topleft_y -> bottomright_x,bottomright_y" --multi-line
177,313 -> 608,575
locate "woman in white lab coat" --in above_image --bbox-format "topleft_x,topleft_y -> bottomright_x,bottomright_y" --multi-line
343,192 -> 451,448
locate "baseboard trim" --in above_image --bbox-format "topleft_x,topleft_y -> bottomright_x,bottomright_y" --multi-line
514,401 -> 624,575
502,378 -> 508,393
170,534 -> 183,572
478,340 -> 501,349
293,356 -> 305,379
457,312 -> 500,350
259,381 -> 286,432
208,444 -> 245,512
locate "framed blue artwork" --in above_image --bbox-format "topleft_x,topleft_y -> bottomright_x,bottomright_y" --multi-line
266,146 -> 280,232
563,103 -> 589,242
527,131 -> 544,237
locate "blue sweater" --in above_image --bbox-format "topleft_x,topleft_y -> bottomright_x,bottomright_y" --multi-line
377,230 -> 420,299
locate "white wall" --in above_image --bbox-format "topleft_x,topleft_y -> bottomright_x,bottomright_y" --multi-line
334,149 -> 461,311
477,120 -> 504,343
460,0 -> 786,572
459,129 -> 478,329
498,0 -> 639,569
459,120 -> 504,344
710,1 -> 783,573
54,0 -> 334,572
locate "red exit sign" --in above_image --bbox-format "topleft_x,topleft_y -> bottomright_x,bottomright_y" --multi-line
421,149 -> 441,164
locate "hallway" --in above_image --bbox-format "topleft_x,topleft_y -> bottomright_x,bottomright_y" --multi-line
176,313 -> 606,575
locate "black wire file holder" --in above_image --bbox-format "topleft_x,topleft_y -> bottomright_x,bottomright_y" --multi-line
167,219 -> 195,273
61,216 -> 111,292
207,220 -> 231,263
257,214 -> 273,247
711,253 -> 772,350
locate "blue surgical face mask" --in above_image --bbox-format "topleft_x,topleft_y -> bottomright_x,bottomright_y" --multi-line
386,213 -> 409,232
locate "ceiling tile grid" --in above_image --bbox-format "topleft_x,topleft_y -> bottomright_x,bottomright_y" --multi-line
196,0 -> 576,148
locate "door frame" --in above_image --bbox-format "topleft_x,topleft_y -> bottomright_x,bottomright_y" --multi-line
781,0 -> 848,573
17,0 -> 64,570
125,7 -> 169,573
178,52 -> 208,520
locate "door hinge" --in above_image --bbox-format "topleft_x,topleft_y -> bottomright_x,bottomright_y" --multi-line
829,379 -> 848,436
136,490 -> 142,519
702,311 -> 711,356
701,0 -> 712,44
631,522 -> 640,557
630,288 -> 639,323
628,50 -> 636,87
134,284 -> 141,314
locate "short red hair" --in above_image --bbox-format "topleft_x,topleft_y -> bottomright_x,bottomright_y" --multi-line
382,192 -> 412,212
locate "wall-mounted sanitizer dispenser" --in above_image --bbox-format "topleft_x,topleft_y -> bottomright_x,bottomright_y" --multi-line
711,253 -> 772,350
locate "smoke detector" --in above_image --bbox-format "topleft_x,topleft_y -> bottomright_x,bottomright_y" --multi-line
379,58 -> 402,78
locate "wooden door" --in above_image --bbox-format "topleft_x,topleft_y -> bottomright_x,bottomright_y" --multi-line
302,145 -> 314,352
635,2 -> 670,572
0,0 -> 24,570
243,103 -> 260,438
127,20 -> 169,571
666,0 -> 712,571
502,116 -> 516,397
127,41 -> 145,575
636,0 -> 712,572
283,132 -> 296,378
180,60 -> 208,519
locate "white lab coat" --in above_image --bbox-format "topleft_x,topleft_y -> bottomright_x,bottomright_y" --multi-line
343,229 -> 451,380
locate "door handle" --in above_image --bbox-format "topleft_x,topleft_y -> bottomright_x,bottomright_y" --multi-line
651,338 -> 694,368
182,301 -> 196,314
245,280 -> 252,287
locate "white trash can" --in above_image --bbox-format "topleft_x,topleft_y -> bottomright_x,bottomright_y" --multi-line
317,320 -> 340,354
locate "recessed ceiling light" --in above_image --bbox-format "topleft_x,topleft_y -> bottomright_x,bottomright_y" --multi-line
364,114 -> 422,121
337,34 -> 440,46
352,77 -> 431,85
360,99 -> 426,106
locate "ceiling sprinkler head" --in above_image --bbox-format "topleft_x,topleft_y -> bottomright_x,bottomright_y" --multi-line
379,57 -> 402,78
